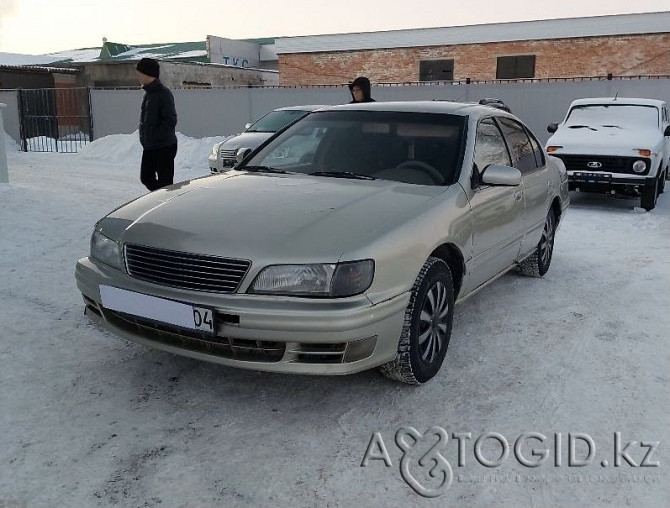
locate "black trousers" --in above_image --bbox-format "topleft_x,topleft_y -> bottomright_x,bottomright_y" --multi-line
140,143 -> 178,191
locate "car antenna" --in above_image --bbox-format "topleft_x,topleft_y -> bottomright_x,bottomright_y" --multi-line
613,92 -> 619,101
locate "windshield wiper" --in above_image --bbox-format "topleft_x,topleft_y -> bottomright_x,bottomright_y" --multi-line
243,165 -> 289,174
601,124 -> 623,129
568,125 -> 598,131
309,171 -> 376,180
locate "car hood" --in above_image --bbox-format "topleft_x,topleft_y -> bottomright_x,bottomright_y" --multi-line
111,173 -> 447,262
219,132 -> 274,151
547,124 -> 662,154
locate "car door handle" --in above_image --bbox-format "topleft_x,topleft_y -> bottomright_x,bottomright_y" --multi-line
514,191 -> 523,201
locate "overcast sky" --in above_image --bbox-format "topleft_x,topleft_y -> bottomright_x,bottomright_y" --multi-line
1,0 -> 669,54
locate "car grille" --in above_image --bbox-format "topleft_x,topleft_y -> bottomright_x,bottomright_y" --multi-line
124,244 -> 251,293
219,148 -> 237,168
553,155 -> 650,175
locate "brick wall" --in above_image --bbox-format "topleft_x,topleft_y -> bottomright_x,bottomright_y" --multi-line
279,34 -> 670,85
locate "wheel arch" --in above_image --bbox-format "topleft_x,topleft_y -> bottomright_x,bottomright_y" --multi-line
428,243 -> 465,299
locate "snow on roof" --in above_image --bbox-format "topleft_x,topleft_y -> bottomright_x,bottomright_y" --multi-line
570,97 -> 667,107
44,48 -> 103,64
101,41 -> 208,62
0,52 -> 63,66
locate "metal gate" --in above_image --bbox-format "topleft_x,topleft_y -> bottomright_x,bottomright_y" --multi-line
18,88 -> 93,153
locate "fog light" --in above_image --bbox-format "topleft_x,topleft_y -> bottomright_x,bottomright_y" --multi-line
343,336 -> 377,362
632,160 -> 647,173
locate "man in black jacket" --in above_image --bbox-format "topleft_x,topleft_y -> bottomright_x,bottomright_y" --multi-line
136,58 -> 178,191
348,76 -> 375,103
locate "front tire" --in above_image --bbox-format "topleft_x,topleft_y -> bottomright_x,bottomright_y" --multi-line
641,178 -> 658,212
380,257 -> 454,385
518,208 -> 556,277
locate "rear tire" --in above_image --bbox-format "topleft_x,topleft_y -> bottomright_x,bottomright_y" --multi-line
518,208 -> 556,277
380,257 -> 454,385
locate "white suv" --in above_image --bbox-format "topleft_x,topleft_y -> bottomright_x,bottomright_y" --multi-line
546,97 -> 670,211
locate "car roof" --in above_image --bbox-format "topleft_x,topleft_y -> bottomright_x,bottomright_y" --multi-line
315,100 -> 515,120
569,97 -> 666,108
274,105 -> 329,112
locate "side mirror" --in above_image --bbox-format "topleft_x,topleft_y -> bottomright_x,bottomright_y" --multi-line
547,123 -> 558,134
481,165 -> 522,186
236,148 -> 252,165
664,125 -> 670,137
244,123 -> 252,130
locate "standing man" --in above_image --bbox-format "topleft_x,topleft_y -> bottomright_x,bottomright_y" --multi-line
136,57 -> 178,191
348,76 -> 375,103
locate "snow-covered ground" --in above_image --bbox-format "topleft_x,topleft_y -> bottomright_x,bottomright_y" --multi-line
1,134 -> 669,507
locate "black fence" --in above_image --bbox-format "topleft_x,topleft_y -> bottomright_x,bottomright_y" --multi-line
18,87 -> 92,153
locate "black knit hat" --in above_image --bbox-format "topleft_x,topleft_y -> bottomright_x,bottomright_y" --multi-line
136,58 -> 160,78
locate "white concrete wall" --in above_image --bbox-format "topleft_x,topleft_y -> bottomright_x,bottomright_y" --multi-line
3,78 -> 668,145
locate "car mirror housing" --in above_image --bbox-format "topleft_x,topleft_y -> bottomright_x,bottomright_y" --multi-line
244,123 -> 252,130
664,125 -> 670,137
481,165 -> 522,186
547,123 -> 559,133
236,148 -> 253,165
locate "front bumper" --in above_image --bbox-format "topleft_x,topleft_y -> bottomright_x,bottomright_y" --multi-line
567,171 -> 655,193
75,257 -> 408,375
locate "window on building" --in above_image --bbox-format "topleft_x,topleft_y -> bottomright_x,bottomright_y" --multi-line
419,59 -> 454,82
496,55 -> 536,79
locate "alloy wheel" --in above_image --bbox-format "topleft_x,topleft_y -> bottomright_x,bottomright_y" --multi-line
418,281 -> 450,364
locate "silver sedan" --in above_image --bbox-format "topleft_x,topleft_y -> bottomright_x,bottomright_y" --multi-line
76,101 -> 569,384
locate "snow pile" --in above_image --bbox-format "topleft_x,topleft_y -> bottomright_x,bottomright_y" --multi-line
78,131 -> 226,175
78,131 -> 141,166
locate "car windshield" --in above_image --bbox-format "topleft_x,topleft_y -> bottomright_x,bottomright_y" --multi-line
246,110 -> 310,133
242,111 -> 466,186
565,104 -> 659,128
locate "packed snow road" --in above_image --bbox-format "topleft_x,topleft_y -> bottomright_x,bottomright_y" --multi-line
1,140 -> 668,507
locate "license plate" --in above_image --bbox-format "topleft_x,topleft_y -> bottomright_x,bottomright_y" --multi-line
573,172 -> 612,183
99,285 -> 216,335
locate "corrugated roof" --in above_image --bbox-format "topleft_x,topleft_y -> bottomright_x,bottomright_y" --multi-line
275,11 -> 670,54
99,41 -> 208,62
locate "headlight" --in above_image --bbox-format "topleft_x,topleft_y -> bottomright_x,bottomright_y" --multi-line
211,143 -> 220,157
90,229 -> 122,269
632,160 -> 647,173
249,260 -> 374,297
